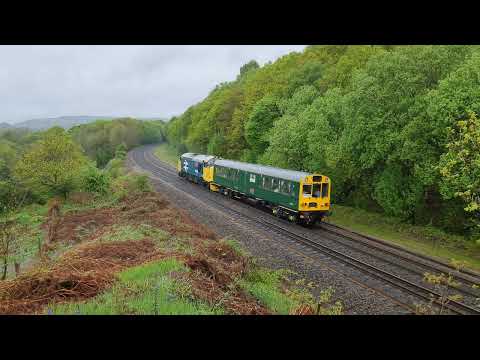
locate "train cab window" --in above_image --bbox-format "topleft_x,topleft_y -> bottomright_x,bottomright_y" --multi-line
322,183 -> 329,198
250,173 -> 256,183
302,184 -> 312,197
312,184 -> 321,198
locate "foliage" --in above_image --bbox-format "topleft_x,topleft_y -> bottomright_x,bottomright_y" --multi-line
415,260 -> 467,315
80,164 -> 111,195
439,112 -> 480,217
111,173 -> 153,201
70,118 -> 164,167
244,95 -> 282,160
14,127 -> 88,199
153,143 -> 180,167
131,174 -> 152,193
164,45 -> 480,237
105,158 -> 126,179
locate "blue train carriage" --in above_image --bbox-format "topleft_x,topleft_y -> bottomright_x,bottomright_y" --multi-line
178,153 -> 215,186
207,159 -> 331,226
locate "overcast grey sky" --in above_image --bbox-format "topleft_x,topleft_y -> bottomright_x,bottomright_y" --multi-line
0,45 -> 306,124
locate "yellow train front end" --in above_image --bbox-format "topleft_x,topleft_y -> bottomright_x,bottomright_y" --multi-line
298,175 -> 331,225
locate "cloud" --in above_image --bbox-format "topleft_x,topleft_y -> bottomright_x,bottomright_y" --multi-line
0,45 -> 306,124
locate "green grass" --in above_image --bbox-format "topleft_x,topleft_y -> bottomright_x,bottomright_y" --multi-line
328,204 -> 480,272
239,268 -> 304,314
154,143 -> 179,167
96,224 -> 170,244
49,258 -> 223,315
61,194 -> 120,214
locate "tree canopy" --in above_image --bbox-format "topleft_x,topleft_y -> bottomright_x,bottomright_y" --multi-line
164,45 -> 480,236
14,127 -> 88,199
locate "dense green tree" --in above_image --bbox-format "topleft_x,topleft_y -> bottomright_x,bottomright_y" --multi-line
439,112 -> 480,215
244,95 -> 281,159
70,118 -> 164,167
260,86 -> 320,170
14,127 -> 88,199
238,60 -> 259,79
164,45 -> 479,235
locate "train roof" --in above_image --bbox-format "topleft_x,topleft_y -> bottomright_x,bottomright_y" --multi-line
181,153 -> 215,163
214,159 -> 312,182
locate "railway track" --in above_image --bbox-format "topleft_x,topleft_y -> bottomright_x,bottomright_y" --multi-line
318,222 -> 480,288
130,145 -> 480,315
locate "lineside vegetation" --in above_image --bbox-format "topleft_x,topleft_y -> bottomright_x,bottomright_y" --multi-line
163,45 -> 480,244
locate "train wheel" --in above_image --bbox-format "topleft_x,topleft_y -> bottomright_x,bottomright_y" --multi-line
288,214 -> 297,223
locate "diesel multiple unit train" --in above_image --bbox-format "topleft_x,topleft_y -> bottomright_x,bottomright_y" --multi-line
177,153 -> 331,226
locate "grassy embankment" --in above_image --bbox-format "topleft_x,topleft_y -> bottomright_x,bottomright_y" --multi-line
1,168 -> 340,315
153,144 -> 480,272
154,143 -> 179,167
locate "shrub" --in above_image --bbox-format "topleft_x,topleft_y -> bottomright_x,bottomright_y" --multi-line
105,158 -> 125,179
80,165 -> 111,195
115,143 -> 127,160
131,174 -> 152,193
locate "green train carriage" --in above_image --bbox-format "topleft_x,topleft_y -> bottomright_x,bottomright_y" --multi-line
204,158 -> 331,226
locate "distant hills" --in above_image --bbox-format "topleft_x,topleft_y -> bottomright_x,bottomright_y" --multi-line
7,116 -> 166,131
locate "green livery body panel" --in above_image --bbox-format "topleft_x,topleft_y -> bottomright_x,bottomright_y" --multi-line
213,165 -> 300,211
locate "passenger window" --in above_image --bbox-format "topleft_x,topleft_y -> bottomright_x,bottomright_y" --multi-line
322,183 -> 329,198
312,184 -> 321,198
250,173 -> 256,183
272,178 -> 279,192
303,185 -> 312,197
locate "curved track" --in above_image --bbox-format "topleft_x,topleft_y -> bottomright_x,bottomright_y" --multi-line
129,145 -> 480,315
